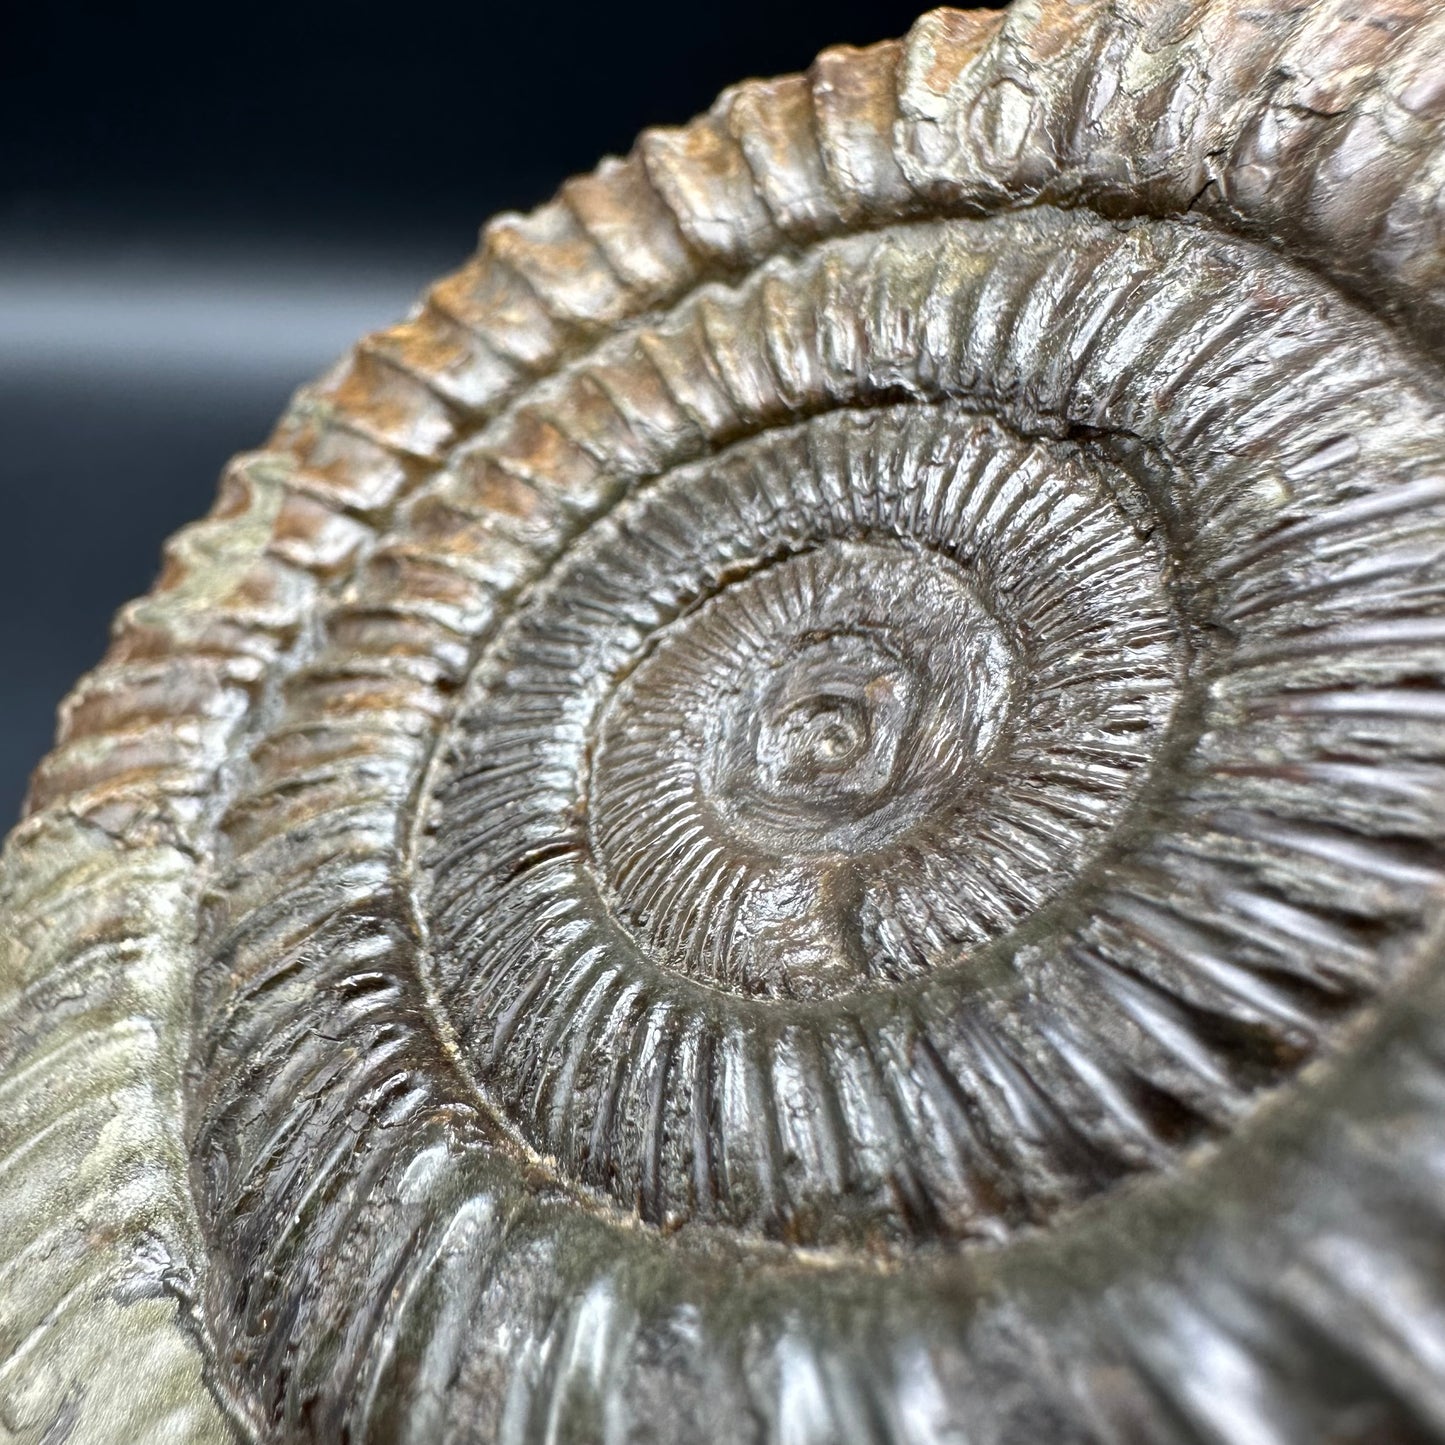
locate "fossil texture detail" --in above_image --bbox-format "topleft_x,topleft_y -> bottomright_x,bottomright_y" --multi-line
4,3 -> 1445,1443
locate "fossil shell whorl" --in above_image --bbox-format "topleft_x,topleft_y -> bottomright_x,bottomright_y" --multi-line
5,4 -> 1445,1444
426,391 -> 1190,1243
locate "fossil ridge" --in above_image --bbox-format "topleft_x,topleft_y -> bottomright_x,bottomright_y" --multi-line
3,3 -> 1445,1442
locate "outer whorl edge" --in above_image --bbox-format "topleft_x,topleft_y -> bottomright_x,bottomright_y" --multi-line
4,4 -> 1445,1443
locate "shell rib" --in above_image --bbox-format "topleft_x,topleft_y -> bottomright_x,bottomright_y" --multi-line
3,3 -> 1445,1443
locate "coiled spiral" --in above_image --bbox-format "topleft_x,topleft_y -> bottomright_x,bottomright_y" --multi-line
4,4 -> 1445,1443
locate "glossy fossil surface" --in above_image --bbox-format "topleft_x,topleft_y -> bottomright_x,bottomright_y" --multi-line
4,3 -> 1445,1443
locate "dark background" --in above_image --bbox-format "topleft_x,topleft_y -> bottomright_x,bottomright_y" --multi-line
0,0 -> 972,822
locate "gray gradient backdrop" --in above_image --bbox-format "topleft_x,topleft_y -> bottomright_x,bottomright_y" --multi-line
1,0 -> 953,819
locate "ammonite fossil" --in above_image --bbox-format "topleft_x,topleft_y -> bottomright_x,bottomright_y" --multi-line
5,2 -> 1445,1440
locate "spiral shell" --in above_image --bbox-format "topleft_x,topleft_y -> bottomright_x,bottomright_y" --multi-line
5,3 -> 1445,1441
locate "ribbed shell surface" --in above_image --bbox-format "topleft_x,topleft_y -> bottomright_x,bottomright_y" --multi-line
4,3 -> 1445,1442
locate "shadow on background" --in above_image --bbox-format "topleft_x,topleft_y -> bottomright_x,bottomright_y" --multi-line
0,0 -> 985,820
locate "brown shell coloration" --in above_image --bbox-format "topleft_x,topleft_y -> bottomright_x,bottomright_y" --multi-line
4,3 -> 1445,1442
